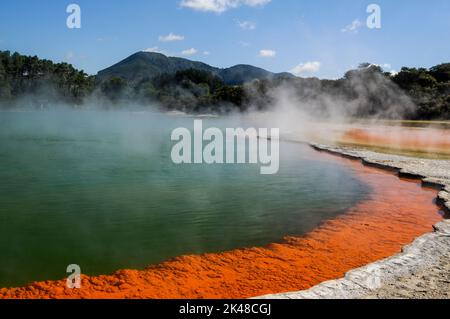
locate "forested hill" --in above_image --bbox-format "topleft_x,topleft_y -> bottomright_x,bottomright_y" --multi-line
0,51 -> 95,105
0,50 -> 449,120
96,51 -> 293,85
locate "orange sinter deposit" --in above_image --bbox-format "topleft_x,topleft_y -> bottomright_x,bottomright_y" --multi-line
0,153 -> 444,299
339,127 -> 450,156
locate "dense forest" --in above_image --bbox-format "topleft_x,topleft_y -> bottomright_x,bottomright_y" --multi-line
0,50 -> 449,120
247,63 -> 450,120
0,51 -> 95,106
106,69 -> 248,113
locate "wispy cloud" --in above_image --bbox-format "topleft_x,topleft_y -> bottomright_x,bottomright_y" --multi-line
159,32 -> 185,42
289,61 -> 321,76
341,19 -> 363,33
96,36 -> 118,42
258,49 -> 276,58
143,47 -> 167,54
237,20 -> 256,30
65,51 -> 75,61
372,63 -> 397,74
64,51 -> 87,63
181,48 -> 198,56
180,0 -> 271,13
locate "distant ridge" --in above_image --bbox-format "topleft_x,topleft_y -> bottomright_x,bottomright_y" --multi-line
96,51 -> 294,85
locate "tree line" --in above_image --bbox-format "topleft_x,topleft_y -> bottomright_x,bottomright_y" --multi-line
0,51 -> 95,106
0,51 -> 448,120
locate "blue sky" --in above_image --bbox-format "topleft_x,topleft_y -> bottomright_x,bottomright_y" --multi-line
0,0 -> 449,79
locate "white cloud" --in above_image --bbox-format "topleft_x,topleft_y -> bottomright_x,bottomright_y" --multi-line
372,63 -> 397,74
390,70 -> 398,76
181,48 -> 198,56
239,41 -> 250,47
65,51 -> 75,61
143,47 -> 166,54
180,0 -> 271,13
341,19 -> 363,33
238,20 -> 256,30
203,51 -> 211,56
258,49 -> 276,58
159,32 -> 185,42
289,61 -> 321,76
370,63 -> 392,70
64,51 -> 87,62
96,36 -> 118,42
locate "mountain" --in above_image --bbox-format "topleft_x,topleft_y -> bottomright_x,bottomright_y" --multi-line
219,64 -> 293,85
96,52 -> 293,85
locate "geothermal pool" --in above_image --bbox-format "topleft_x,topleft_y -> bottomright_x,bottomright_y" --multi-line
0,111 -> 370,288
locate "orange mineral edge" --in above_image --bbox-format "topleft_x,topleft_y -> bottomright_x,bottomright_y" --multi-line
0,152 -> 444,299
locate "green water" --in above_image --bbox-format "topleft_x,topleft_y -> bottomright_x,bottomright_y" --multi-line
0,111 -> 370,288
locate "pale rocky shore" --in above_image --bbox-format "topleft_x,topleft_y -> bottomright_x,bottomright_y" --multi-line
258,144 -> 450,299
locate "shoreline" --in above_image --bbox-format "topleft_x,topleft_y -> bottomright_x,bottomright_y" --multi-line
258,143 -> 450,299
0,145 -> 443,299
